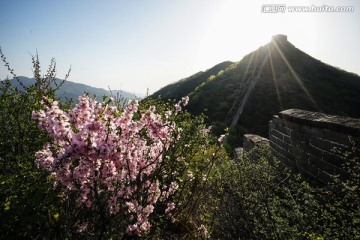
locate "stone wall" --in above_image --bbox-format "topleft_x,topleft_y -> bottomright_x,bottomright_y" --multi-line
243,134 -> 270,152
241,134 -> 270,160
269,109 -> 360,184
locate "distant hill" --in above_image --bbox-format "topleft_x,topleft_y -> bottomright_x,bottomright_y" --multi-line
150,34 -> 360,146
1,76 -> 143,102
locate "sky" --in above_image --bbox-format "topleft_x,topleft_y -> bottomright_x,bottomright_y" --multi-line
0,0 -> 359,94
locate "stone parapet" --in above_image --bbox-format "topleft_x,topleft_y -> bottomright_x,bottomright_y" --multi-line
269,109 -> 360,184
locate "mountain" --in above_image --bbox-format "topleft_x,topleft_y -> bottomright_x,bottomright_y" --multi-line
151,61 -> 233,101
150,34 -> 360,146
1,76 -> 143,102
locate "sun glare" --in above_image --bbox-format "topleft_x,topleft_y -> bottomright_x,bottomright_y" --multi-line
194,0 -> 323,112
195,1 -> 319,68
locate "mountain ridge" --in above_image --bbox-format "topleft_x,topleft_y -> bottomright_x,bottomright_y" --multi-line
1,76 -> 144,101
151,61 -> 233,101
150,35 -> 360,146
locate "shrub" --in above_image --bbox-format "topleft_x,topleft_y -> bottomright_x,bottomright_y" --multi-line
211,146 -> 360,239
31,94 -> 229,239
0,48 -> 70,239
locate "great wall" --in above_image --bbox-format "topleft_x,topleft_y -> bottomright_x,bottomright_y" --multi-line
238,109 -> 360,184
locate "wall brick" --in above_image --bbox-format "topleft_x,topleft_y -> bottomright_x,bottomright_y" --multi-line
301,125 -> 324,137
317,170 -> 333,184
276,138 -> 290,151
291,146 -> 305,158
272,115 -> 284,125
269,135 -> 278,145
308,155 -> 336,175
273,150 -> 294,167
300,143 -> 324,159
290,130 -> 309,144
302,162 -> 319,179
269,120 -> 277,130
323,129 -> 353,147
270,129 -> 285,141
295,155 -> 307,171
283,135 -> 292,144
268,109 -> 360,185
309,136 -> 350,156
277,125 -> 292,136
322,152 -> 346,167
284,120 -> 301,132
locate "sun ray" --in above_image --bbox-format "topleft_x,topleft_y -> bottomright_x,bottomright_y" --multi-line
226,50 -> 256,120
267,44 -> 283,110
271,38 -> 322,111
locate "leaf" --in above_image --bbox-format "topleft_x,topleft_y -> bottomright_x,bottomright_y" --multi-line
53,213 -> 60,221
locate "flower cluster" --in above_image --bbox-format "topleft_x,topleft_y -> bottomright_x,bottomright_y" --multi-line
175,96 -> 189,114
32,95 -> 189,235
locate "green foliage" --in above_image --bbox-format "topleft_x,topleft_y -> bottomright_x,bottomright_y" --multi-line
0,48 -> 71,239
136,98 -> 231,239
149,61 -> 232,101
211,147 -> 360,239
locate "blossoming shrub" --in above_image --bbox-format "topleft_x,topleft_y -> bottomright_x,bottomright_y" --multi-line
32,94 -> 225,238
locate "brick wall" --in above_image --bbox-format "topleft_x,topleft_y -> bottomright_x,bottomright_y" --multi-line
269,109 -> 360,184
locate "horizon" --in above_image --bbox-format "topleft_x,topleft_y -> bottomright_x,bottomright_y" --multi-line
1,0 -> 359,94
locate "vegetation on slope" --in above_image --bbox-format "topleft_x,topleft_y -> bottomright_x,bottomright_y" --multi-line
151,61 -> 233,101
150,38 -> 360,148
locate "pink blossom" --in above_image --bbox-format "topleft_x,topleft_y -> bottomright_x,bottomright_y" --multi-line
175,104 -> 181,113
165,202 -> 175,213
32,95 -> 190,236
76,222 -> 88,233
187,172 -> 194,181
218,134 -> 226,143
181,96 -> 189,106
198,224 -> 209,238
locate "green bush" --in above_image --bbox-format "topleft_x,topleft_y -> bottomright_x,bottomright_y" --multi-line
0,49 -> 71,239
210,146 -> 360,239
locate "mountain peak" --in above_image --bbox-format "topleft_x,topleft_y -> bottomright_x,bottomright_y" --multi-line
150,34 -> 360,144
271,34 -> 288,44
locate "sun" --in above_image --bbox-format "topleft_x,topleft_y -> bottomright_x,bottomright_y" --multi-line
194,1 -> 319,68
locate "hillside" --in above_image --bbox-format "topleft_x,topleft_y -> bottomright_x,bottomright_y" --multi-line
150,35 -> 360,146
1,76 -> 142,102
151,61 -> 233,100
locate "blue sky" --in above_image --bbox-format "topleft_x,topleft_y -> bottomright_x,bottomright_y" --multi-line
1,0 -> 359,94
